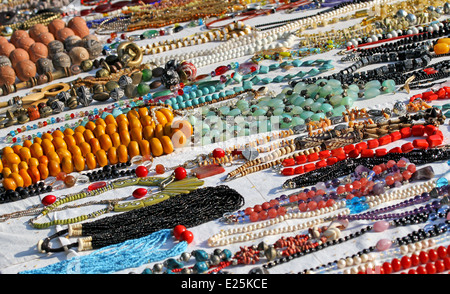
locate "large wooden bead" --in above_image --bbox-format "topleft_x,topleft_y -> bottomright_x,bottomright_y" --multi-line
10,30 -> 29,47
56,27 -> 75,42
15,59 -> 36,82
28,42 -> 48,63
38,32 -> 55,46
0,65 -> 16,86
48,40 -> 64,57
16,37 -> 35,51
64,35 -> 81,52
29,24 -> 49,41
68,16 -> 90,39
0,42 -> 15,57
9,48 -> 29,68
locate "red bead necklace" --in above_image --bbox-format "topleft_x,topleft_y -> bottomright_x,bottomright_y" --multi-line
280,125 -> 443,176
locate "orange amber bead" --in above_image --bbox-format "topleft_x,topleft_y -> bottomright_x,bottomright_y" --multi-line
140,115 -> 153,127
85,120 -> 96,131
18,161 -> 28,171
28,166 -> 40,183
38,155 -> 49,165
9,172 -> 24,187
159,108 -> 174,123
117,145 -> 128,163
163,122 -> 173,136
155,111 -> 168,126
138,139 -> 151,157
41,138 -> 55,155
12,144 -> 22,154
79,141 -> 92,156
116,114 -> 128,124
63,128 -> 74,136
19,168 -> 32,187
52,129 -> 64,138
160,136 -> 174,154
83,129 -> 95,142
2,146 -> 14,155
96,149 -> 108,167
47,151 -> 60,163
155,164 -> 165,174
75,125 -> 86,133
37,163 -> 49,180
111,132 -> 121,147
150,137 -> 164,157
48,159 -> 61,176
143,125 -> 155,140
41,132 -> 53,141
56,148 -> 72,161
89,138 -> 101,154
73,154 -> 85,171
128,141 -> 140,159
2,167 -> 11,178
3,177 -> 17,190
52,137 -> 67,150
434,42 -> 449,55
107,146 -> 118,164
10,163 -> 18,174
95,117 -> 107,128
69,145 -> 82,157
118,120 -> 129,132
33,137 -> 42,144
119,130 -> 131,147
0,159 -> 3,173
99,134 -> 113,151
19,147 -> 32,162
28,157 -> 40,166
5,152 -> 21,165
130,127 -> 143,142
127,109 -> 140,121
61,156 -> 74,174
138,107 -> 149,117
154,124 -> 164,139
23,140 -> 33,148
129,117 -> 142,130
93,124 -> 106,138
105,124 -> 117,136
104,114 -> 117,126
73,132 -> 85,145
64,135 -> 77,149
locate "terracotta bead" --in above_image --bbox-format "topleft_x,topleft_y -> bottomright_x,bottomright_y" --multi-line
96,149 -> 108,167
117,145 -> 128,163
150,137 -> 164,157
56,27 -> 75,42
86,152 -> 97,170
130,127 -> 143,142
79,141 -> 92,156
0,36 -> 8,45
10,30 -> 29,47
48,19 -> 66,36
107,147 -> 118,165
73,132 -> 85,145
3,177 -> 17,190
68,16 -> 90,38
37,163 -> 49,180
0,42 -> 15,58
61,156 -> 74,174
0,65 -> 16,86
160,136 -> 174,154
69,46 -> 89,65
41,138 -> 55,155
138,139 -> 151,157
19,169 -> 32,187
119,130 -> 131,147
15,59 -> 36,82
27,166 -> 41,183
38,32 -> 55,46
16,37 -> 35,51
28,42 -> 49,63
29,24 -> 49,41
89,138 -> 101,154
9,48 -> 30,68
111,132 -> 121,148
143,125 -> 155,140
73,154 -> 85,172
52,137 -> 67,150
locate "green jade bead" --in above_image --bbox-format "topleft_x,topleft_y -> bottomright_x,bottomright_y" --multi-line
137,83 -> 150,96
141,69 -> 153,82
364,87 -> 381,99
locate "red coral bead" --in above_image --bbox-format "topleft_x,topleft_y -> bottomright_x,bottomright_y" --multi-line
173,225 -> 186,240
135,165 -> 149,177
180,230 -> 194,244
42,195 -> 56,206
212,148 -> 225,158
174,166 -> 187,180
132,188 -> 148,199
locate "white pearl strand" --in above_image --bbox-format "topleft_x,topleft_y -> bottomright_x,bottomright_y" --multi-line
207,202 -> 349,247
147,0 -> 398,68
